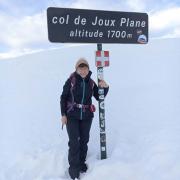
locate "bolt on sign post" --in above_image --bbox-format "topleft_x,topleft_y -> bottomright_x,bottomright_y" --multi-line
47,7 -> 149,159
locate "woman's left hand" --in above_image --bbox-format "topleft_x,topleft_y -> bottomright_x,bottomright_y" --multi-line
99,80 -> 109,88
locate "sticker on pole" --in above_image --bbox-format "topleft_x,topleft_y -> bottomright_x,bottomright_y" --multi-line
96,50 -> 109,67
47,7 -> 148,44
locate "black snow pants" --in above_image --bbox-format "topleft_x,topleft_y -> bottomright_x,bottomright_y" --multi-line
66,118 -> 92,177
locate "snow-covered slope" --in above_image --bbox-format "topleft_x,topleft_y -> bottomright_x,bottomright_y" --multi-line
0,38 -> 180,180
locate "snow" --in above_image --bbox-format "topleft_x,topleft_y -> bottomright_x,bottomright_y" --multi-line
0,38 -> 180,180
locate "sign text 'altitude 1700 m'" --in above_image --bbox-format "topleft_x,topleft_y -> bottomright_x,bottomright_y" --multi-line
47,7 -> 148,44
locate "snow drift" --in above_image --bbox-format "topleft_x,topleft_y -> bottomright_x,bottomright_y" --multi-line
0,38 -> 180,180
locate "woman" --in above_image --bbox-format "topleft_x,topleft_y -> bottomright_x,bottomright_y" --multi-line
60,58 -> 109,180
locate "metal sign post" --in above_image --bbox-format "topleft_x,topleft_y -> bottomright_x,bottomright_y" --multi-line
95,44 -> 109,159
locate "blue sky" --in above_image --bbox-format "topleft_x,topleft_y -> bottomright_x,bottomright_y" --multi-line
0,0 -> 180,59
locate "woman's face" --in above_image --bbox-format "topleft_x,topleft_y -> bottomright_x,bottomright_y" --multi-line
77,66 -> 89,78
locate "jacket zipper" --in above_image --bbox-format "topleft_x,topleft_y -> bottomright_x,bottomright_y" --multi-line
80,79 -> 85,120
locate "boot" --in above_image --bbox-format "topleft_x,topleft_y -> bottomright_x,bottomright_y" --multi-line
69,167 -> 80,180
79,163 -> 88,173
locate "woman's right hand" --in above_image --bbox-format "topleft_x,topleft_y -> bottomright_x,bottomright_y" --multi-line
61,115 -> 67,125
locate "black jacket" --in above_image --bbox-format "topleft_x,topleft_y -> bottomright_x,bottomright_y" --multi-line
60,71 -> 109,120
